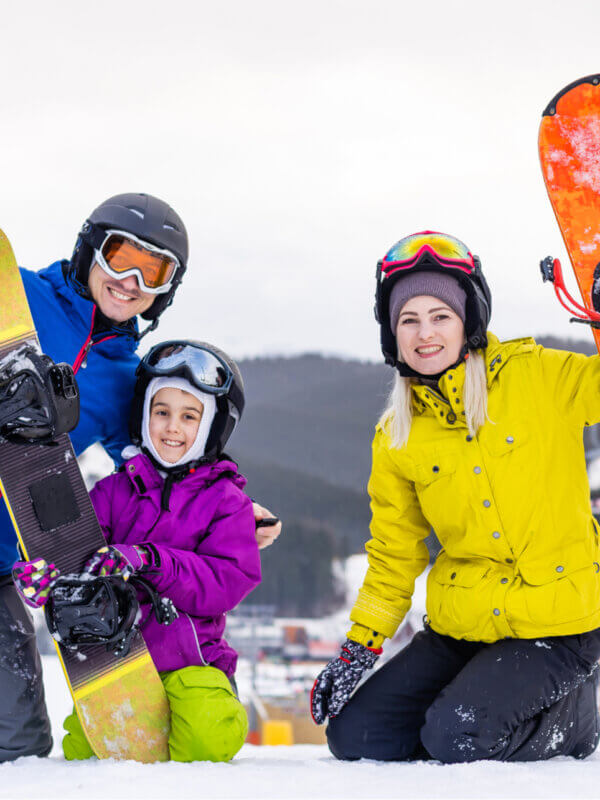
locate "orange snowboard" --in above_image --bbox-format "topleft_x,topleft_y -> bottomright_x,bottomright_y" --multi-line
539,74 -> 600,350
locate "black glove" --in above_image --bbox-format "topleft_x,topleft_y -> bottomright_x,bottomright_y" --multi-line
310,639 -> 381,724
0,345 -> 79,444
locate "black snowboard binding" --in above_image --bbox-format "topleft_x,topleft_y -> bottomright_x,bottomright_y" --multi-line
0,345 -> 80,444
44,573 -> 178,658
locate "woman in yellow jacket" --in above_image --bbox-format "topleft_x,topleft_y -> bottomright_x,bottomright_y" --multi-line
311,231 -> 600,762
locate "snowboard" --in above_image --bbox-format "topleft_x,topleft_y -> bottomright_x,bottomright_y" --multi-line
0,228 -> 170,762
539,73 -> 600,351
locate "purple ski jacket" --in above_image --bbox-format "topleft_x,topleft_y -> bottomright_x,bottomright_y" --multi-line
89,453 -> 261,677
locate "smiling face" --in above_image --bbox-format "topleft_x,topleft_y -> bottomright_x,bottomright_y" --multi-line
148,387 -> 204,464
88,261 -> 155,322
395,295 -> 465,375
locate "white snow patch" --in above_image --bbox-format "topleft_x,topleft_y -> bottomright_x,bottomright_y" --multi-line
111,699 -> 135,727
535,640 -> 552,650
0,653 -> 590,799
560,117 -> 600,194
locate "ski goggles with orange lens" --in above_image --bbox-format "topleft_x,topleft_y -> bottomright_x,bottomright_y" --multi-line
381,231 -> 476,276
95,230 -> 180,294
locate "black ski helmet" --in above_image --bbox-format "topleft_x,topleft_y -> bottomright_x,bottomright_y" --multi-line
374,231 -> 492,368
67,192 -> 188,325
130,340 -> 245,463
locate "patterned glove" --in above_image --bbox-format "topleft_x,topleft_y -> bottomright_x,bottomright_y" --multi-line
81,544 -> 152,580
12,558 -> 61,608
81,545 -> 134,580
310,639 -> 381,725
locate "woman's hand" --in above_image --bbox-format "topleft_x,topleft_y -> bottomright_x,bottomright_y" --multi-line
310,640 -> 381,724
252,502 -> 282,549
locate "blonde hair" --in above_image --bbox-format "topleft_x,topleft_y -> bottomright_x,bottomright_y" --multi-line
379,350 -> 488,449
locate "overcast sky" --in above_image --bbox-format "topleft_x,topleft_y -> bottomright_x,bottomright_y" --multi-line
1,0 -> 600,361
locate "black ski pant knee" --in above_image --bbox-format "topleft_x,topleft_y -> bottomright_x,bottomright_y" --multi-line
326,625 -> 600,763
0,574 -> 52,761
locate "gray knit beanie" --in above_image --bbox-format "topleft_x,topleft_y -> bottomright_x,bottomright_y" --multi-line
389,272 -> 467,333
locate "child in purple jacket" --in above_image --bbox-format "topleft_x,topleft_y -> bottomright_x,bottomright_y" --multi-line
17,341 -> 261,762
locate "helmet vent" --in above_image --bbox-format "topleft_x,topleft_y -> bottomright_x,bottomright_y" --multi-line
163,222 -> 178,231
127,206 -> 145,219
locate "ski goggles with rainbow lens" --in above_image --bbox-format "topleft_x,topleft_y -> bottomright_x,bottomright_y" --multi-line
94,230 -> 180,295
141,341 -> 234,395
380,231 -> 476,277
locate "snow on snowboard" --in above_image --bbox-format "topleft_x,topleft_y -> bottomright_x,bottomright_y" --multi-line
539,73 -> 600,352
0,228 -> 169,762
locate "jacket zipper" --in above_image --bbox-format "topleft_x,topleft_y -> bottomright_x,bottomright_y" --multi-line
185,613 -> 207,665
72,306 -> 118,374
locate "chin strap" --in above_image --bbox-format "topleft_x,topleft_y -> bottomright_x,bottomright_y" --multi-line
394,344 -> 469,381
540,256 -> 600,329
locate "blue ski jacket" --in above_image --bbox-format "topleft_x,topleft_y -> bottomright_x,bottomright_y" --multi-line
0,260 -> 140,572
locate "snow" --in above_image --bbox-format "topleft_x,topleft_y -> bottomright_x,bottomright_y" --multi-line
0,566 -> 596,800
6,657 -> 600,800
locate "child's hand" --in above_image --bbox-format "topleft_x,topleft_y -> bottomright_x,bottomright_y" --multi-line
82,545 -> 134,580
252,502 -> 282,549
12,558 -> 61,608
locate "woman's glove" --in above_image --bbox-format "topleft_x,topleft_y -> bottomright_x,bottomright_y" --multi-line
81,544 -> 151,580
310,639 -> 381,724
12,558 -> 61,608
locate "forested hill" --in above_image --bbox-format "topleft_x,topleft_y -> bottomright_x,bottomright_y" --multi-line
229,335 -> 597,559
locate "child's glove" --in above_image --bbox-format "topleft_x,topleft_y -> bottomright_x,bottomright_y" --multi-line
12,558 -> 61,608
310,639 -> 381,724
81,544 -> 152,580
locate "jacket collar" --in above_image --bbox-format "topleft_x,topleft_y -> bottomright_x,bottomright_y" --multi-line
122,452 -> 246,496
410,332 -> 536,427
45,260 -> 138,355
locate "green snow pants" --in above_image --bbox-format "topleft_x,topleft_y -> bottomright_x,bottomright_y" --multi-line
62,665 -> 248,762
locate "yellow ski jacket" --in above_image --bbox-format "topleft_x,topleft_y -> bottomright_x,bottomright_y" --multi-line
349,334 -> 600,646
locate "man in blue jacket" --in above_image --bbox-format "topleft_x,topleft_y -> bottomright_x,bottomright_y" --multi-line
0,193 -> 280,760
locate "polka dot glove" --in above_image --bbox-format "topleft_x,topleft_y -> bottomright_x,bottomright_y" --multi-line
310,639 -> 381,725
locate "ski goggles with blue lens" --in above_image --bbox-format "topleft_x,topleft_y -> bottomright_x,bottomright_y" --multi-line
380,231 -> 476,277
141,342 -> 233,395
95,230 -> 180,295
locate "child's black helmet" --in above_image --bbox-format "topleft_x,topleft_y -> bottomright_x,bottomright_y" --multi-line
130,340 -> 245,461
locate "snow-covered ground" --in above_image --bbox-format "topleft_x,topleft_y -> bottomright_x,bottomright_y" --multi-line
1,564 -> 598,799
4,656 -> 600,800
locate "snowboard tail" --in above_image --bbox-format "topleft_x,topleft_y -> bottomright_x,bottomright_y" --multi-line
0,228 -> 169,762
539,73 -> 600,351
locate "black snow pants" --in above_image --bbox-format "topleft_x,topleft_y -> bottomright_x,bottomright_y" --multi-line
0,574 -> 52,761
327,624 -> 600,763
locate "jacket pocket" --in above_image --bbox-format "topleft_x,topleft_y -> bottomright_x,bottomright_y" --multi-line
518,543 -> 598,586
427,560 -> 491,636
413,447 -> 458,526
517,543 -> 600,626
483,423 -> 530,458
434,560 -> 491,587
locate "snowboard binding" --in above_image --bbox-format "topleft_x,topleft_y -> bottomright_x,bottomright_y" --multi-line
540,256 -> 600,330
44,573 -> 178,658
0,345 -> 80,444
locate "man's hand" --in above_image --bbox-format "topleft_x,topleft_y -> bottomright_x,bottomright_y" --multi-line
252,502 -> 282,549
